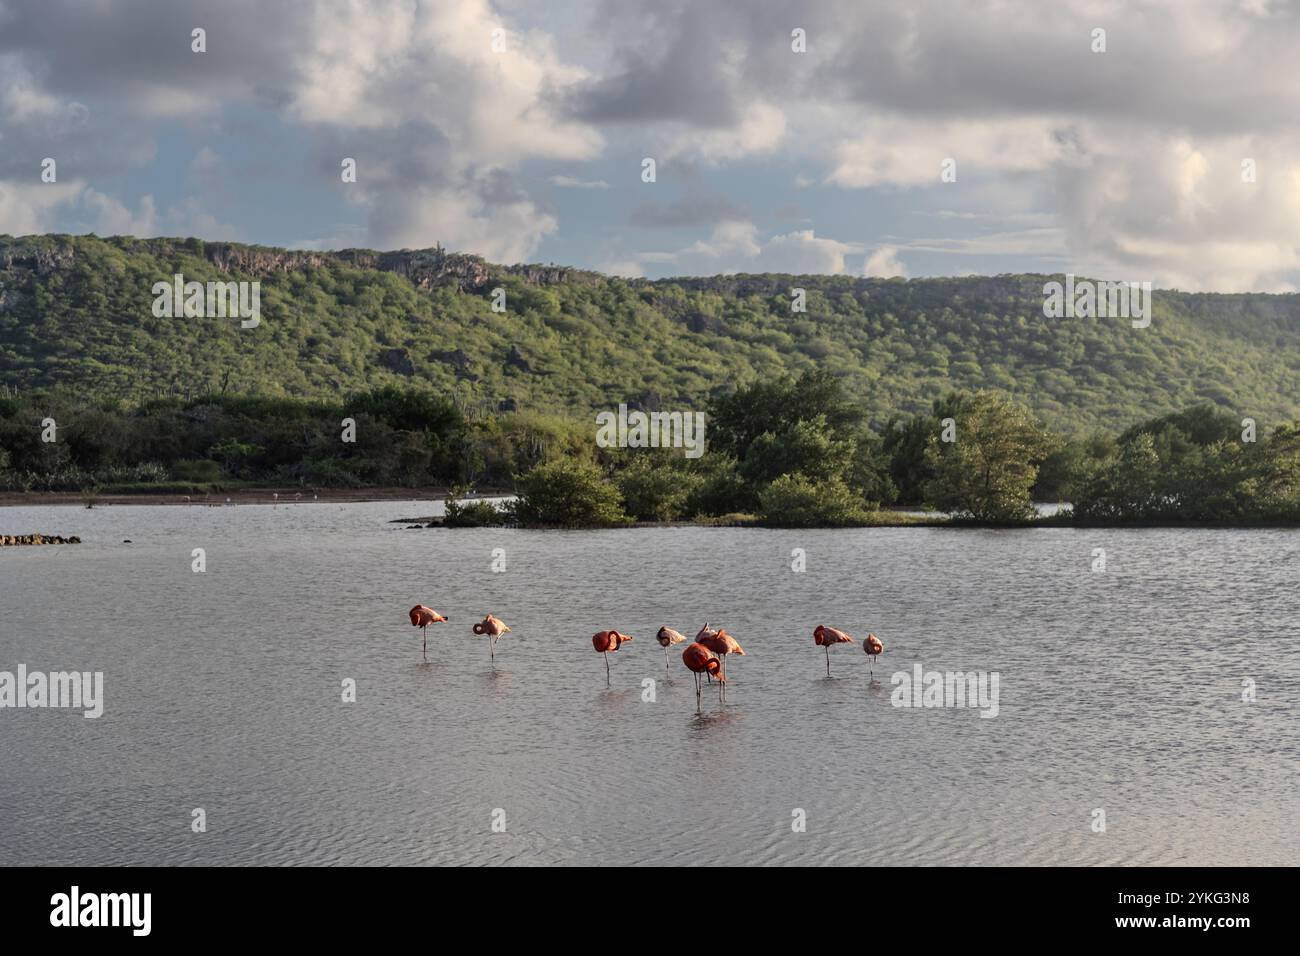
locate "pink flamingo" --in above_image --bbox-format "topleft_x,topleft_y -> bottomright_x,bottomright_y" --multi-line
408,605 -> 448,660
813,624 -> 854,677
681,642 -> 723,713
592,630 -> 634,685
473,614 -> 511,661
695,623 -> 745,699
656,626 -> 687,672
863,633 -> 884,675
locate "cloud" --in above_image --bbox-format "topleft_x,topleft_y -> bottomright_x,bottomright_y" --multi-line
639,222 -> 858,276
78,190 -> 158,236
1,0 -> 1300,286
549,175 -> 609,189
824,117 -> 1070,189
0,180 -> 81,234
362,171 -> 558,263
863,245 -> 908,278
0,0 -> 601,258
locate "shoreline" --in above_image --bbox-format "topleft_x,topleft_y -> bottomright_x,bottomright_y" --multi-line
0,487 -> 480,507
2,490 -> 1296,529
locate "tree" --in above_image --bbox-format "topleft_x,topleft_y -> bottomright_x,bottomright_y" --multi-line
708,369 -> 861,459
1072,433 -> 1164,521
922,392 -> 1054,521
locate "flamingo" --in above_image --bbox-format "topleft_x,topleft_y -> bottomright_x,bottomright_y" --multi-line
408,605 -> 448,660
813,624 -> 855,677
655,626 -> 687,671
681,642 -> 723,713
592,630 -> 634,686
473,614 -> 511,661
863,633 -> 884,675
695,623 -> 745,699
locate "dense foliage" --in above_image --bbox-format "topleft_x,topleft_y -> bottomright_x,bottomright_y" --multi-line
3,235 -> 1300,435
1072,407 -> 1300,523
3,235 -> 1297,525
2,383 -> 1297,525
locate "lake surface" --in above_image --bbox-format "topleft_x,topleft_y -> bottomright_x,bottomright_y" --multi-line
2,500 -> 1296,866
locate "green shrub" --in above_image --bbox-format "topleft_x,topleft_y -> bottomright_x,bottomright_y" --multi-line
510,459 -> 629,527
444,495 -> 507,527
758,473 -> 875,527
616,458 -> 702,521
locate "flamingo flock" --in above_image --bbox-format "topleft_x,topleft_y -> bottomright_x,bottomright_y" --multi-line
405,606 -> 885,712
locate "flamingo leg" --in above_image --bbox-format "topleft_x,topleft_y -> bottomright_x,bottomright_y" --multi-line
605,651 -> 610,687
423,628 -> 427,661
825,644 -> 830,677
695,671 -> 701,713
664,645 -> 669,672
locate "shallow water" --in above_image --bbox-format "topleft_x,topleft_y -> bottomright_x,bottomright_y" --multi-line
1,500 -> 1296,865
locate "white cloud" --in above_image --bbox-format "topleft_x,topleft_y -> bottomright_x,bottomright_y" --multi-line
79,190 -> 158,236
863,245 -> 908,278
287,0 -> 602,164
549,175 -> 609,189
4,0 -> 1300,287
364,183 -> 557,264
595,257 -> 645,278
636,222 -> 857,276
663,101 -> 786,166
825,116 -> 1067,189
0,181 -> 81,234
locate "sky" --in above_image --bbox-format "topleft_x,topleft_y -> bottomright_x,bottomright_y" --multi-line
1,0 -> 1299,290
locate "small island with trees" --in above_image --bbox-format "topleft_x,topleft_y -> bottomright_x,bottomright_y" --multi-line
2,373 -> 1296,529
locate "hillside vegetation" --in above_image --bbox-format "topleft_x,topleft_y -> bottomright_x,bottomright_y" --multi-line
3,235 -> 1299,434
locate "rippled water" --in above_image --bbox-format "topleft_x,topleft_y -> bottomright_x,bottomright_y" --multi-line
1,500 -> 1296,866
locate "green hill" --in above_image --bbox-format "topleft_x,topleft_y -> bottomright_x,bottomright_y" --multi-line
2,234 -> 1298,433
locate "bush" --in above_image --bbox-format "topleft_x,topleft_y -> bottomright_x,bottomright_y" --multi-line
444,489 -> 507,527
684,457 -> 754,516
510,459 -> 629,528
758,473 -> 875,527
616,458 -> 702,521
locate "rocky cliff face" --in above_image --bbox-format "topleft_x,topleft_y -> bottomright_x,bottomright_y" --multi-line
0,242 -> 78,275
0,236 -> 597,294
201,243 -> 493,292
